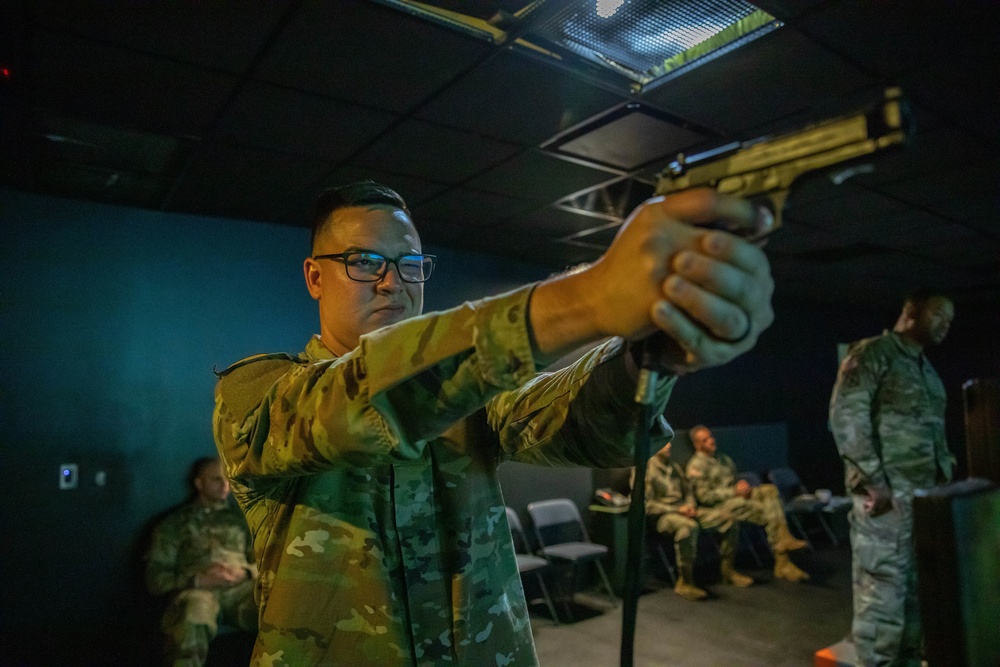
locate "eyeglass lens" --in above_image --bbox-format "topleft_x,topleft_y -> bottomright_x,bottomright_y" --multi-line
346,253 -> 433,282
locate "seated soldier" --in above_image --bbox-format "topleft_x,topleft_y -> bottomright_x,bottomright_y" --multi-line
145,457 -> 258,667
636,438 -> 743,600
685,425 -> 810,585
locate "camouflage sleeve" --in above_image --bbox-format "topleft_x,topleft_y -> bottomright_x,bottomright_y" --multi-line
644,460 -> 683,514
486,337 -> 676,469
687,457 -> 735,506
215,288 -> 539,477
829,341 -> 890,493
145,515 -> 191,597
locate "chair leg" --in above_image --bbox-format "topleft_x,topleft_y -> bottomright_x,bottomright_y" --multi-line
789,513 -> 815,551
594,560 -> 618,607
817,512 -> 838,546
655,541 -> 677,585
534,573 -> 559,626
740,526 -> 764,568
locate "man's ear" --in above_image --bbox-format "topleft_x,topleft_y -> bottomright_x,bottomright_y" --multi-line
304,258 -> 322,301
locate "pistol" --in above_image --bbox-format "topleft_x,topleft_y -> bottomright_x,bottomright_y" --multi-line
655,87 -> 913,241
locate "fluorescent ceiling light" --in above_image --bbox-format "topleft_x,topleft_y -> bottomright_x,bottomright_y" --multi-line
373,0 -> 781,92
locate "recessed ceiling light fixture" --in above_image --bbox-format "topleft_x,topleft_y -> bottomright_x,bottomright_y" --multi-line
373,0 -> 781,93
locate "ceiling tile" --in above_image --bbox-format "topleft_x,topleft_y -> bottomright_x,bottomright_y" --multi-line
876,157 -> 1000,208
30,30 -> 237,136
413,188 -> 539,226
215,81 -> 398,160
257,0 -> 492,114
466,150 -> 618,203
501,205 -> 617,240
784,182 -> 910,231
900,41 -> 1000,142
353,119 -> 522,184
166,142 -> 329,223
547,104 -> 708,170
31,0 -> 295,72
641,27 -> 873,135
416,49 -> 628,147
848,122 -> 992,188
315,166 -> 450,210
794,0 -> 1000,78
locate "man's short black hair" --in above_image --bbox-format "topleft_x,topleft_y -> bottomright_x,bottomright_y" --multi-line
903,288 -> 952,312
310,180 -> 409,251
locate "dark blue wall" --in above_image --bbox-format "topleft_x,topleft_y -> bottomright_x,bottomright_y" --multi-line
1,188 -> 995,664
0,188 -> 550,664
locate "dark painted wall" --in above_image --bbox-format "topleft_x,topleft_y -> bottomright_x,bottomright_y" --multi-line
1,189 -> 995,664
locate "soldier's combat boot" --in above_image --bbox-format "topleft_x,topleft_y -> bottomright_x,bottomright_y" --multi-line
673,577 -> 708,601
720,558 -> 753,587
774,526 -> 809,553
673,559 -> 707,600
773,552 -> 810,582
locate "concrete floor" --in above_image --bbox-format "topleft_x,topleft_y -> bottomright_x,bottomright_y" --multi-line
529,544 -> 853,667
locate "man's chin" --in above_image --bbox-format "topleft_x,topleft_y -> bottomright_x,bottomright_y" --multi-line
370,307 -> 410,326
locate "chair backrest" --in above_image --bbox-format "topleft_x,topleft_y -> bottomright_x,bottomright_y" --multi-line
505,507 -> 530,554
527,498 -> 589,546
737,471 -> 763,487
768,466 -> 805,500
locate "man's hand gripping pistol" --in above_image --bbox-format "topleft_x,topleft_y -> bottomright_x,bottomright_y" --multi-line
656,87 -> 914,242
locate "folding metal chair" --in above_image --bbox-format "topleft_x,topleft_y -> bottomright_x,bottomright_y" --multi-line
768,466 -> 838,548
505,507 -> 559,625
526,498 -> 618,616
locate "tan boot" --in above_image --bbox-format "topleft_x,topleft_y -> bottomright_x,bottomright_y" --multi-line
720,560 -> 753,587
774,553 -> 810,582
774,529 -> 809,553
673,577 -> 708,601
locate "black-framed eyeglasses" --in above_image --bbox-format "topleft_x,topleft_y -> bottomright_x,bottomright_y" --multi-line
313,251 -> 437,283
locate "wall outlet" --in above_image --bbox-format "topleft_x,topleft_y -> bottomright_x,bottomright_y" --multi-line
59,463 -> 78,490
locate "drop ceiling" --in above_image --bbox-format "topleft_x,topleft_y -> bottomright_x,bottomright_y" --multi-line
1,0 -> 997,309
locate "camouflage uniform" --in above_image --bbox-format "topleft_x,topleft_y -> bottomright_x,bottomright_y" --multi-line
213,287 -> 674,666
686,451 -> 790,548
146,499 -> 258,667
642,454 -> 736,581
830,331 -> 954,667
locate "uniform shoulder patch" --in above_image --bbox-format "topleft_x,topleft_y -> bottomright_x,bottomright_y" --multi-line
215,353 -> 303,421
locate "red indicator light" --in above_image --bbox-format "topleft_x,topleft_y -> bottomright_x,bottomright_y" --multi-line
1,66 -> 10,80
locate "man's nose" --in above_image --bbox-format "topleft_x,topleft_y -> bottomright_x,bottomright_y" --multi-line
377,262 -> 405,292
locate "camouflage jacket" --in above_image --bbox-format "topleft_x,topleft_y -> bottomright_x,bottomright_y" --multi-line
213,286 -> 674,667
643,454 -> 694,515
829,330 -> 953,497
686,451 -> 738,507
145,499 -> 255,598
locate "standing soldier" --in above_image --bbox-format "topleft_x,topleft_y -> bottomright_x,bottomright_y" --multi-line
686,425 -> 810,585
830,289 -> 955,667
146,457 -> 258,667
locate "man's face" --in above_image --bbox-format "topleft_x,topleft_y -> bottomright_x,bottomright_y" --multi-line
304,205 -> 424,356
194,461 -> 230,504
692,428 -> 716,456
656,441 -> 672,459
915,297 -> 954,347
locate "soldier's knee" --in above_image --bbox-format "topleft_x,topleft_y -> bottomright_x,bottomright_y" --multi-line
174,590 -> 221,627
759,484 -> 779,498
